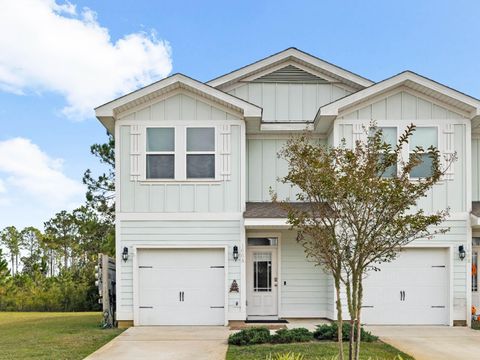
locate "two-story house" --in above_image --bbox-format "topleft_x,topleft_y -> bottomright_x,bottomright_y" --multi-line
95,48 -> 480,328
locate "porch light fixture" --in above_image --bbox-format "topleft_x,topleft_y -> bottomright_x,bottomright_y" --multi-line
122,247 -> 129,262
459,245 -> 466,261
233,246 -> 239,261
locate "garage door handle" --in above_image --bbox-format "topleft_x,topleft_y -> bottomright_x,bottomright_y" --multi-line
179,291 -> 184,302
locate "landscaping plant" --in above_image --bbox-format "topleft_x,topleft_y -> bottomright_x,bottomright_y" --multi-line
276,123 -> 454,360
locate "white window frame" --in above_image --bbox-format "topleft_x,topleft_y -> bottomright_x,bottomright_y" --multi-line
407,125 -> 440,180
378,126 -> 399,178
142,125 -> 219,182
145,126 -> 176,180
185,126 -> 218,180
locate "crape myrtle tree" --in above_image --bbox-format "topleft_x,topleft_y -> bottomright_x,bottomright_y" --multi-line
275,123 -> 455,360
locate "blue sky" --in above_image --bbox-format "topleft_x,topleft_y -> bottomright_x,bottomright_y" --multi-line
0,0 -> 479,229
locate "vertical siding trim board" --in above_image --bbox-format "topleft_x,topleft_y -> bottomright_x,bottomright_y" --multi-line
131,245 -> 229,326
220,124 -> 232,181
443,124 -> 455,180
130,124 -> 142,181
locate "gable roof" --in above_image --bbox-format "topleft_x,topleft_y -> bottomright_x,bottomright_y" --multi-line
95,73 -> 262,134
315,71 -> 480,129
207,47 -> 374,91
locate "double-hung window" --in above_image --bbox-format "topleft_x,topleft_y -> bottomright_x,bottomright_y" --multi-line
409,127 -> 438,178
146,127 -> 175,179
186,127 -> 215,179
379,126 -> 397,178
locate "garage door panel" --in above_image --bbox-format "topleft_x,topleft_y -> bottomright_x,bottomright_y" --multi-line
362,248 -> 449,325
137,248 -> 225,325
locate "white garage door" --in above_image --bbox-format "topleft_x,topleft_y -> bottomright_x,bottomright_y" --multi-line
362,248 -> 449,325
137,248 -> 225,325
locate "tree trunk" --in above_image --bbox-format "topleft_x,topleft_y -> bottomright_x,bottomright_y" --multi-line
64,246 -> 68,269
344,275 -> 357,360
334,275 -> 345,360
354,278 -> 364,360
10,254 -> 14,276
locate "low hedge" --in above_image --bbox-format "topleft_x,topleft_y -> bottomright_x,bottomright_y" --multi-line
228,323 -> 378,346
271,328 -> 313,344
228,327 -> 271,345
229,327 -> 314,346
313,322 -> 378,342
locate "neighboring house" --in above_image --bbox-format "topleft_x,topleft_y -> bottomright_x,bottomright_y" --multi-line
95,48 -> 480,327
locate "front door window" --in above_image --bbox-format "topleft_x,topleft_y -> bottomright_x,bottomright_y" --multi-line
253,252 -> 272,292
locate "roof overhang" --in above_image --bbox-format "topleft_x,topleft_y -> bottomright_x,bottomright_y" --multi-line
207,47 -> 374,91
95,74 -> 262,134
315,71 -> 480,132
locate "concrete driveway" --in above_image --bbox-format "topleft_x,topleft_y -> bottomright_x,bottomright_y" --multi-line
366,326 -> 480,360
85,326 -> 229,360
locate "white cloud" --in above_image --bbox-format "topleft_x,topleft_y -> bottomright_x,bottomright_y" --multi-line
0,0 -> 172,119
0,138 -> 84,207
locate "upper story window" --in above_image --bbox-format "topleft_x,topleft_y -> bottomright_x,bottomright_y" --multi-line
409,127 -> 438,178
379,127 -> 397,178
144,126 -> 217,181
146,127 -> 175,179
186,127 -> 215,179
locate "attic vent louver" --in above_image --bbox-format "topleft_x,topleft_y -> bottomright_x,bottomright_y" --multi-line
253,65 -> 329,84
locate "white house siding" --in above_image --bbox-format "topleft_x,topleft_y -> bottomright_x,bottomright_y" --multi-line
246,138 -> 326,202
280,230 -> 330,317
118,93 -> 243,213
336,91 -> 468,214
472,137 -> 480,201
117,220 -> 242,320
228,83 -> 351,122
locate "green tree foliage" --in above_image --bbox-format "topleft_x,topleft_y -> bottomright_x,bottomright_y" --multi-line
0,226 -> 22,275
0,134 -> 115,312
277,124 -> 454,360
83,134 -> 115,223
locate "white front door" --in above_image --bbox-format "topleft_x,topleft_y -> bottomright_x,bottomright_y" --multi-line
362,248 -> 449,325
137,248 -> 225,325
247,247 -> 278,316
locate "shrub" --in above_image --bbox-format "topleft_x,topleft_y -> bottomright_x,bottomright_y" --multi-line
313,322 -> 378,342
271,328 -> 313,344
228,327 -> 271,345
266,352 -> 305,360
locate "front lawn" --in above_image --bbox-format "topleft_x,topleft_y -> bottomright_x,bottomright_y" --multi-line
227,341 -> 414,360
0,312 -> 124,360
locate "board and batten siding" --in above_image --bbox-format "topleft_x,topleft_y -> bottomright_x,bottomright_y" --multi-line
472,137 -> 480,201
118,93 -> 243,213
247,138 -> 326,202
119,220 -> 242,318
228,83 -> 351,122
280,230 -> 330,317
336,91 -> 468,213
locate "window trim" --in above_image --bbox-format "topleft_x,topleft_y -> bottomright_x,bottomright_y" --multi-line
142,125 -> 220,183
407,125 -> 440,180
145,126 -> 176,180
185,126 -> 217,180
377,126 -> 398,178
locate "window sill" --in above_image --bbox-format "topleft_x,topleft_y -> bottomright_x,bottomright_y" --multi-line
138,178 -> 223,184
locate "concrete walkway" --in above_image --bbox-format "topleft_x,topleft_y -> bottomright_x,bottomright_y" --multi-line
366,326 -> 480,360
85,326 -> 229,360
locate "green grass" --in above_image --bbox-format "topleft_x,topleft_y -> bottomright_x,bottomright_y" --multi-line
227,341 -> 414,360
0,312 -> 124,360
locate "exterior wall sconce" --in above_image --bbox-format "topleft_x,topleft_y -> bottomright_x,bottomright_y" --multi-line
122,247 -> 129,262
459,245 -> 466,261
233,246 -> 239,261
